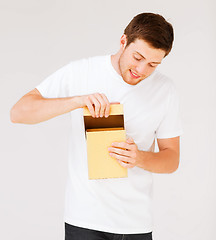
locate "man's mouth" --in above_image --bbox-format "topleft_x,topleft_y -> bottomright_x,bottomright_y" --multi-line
129,69 -> 140,79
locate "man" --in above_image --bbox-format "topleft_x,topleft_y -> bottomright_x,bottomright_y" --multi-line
11,12 -> 183,240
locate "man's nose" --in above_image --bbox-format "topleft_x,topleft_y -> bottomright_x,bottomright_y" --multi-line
136,63 -> 149,76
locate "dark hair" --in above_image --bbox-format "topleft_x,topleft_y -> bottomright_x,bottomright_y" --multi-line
124,13 -> 174,57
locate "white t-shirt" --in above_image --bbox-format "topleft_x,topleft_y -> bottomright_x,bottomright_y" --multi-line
36,54 -> 183,234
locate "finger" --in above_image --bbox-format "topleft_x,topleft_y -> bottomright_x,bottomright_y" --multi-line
94,93 -> 107,118
109,151 -> 135,164
89,94 -> 102,118
117,159 -> 134,169
108,147 -> 130,157
126,137 -> 135,144
85,96 -> 96,118
100,93 -> 110,118
110,102 -> 120,104
111,141 -> 133,151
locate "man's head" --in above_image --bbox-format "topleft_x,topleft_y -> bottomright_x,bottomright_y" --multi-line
124,12 -> 174,57
112,12 -> 174,85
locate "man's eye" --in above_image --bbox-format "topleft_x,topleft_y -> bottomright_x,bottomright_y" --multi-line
150,64 -> 157,68
134,56 -> 141,61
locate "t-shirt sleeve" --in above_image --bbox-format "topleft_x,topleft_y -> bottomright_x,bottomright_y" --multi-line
156,81 -> 183,139
35,61 -> 78,98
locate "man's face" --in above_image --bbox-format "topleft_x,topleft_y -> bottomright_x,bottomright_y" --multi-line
118,37 -> 166,85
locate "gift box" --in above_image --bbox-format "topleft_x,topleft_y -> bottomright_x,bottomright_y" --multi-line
83,104 -> 128,180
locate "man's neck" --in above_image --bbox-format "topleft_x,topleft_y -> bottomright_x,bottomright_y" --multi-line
111,52 -> 122,76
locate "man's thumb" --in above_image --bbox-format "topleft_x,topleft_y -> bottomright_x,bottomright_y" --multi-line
110,102 -> 120,104
126,137 -> 134,143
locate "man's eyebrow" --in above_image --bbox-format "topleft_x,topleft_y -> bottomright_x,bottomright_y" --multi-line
134,51 -> 161,64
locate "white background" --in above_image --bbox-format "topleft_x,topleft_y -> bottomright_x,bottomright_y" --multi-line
1,0 -> 215,239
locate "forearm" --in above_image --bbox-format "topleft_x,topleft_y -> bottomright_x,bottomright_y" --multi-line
137,148 -> 179,173
10,94 -> 80,124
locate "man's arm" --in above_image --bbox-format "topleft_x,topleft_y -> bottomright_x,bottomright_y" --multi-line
10,89 -> 112,124
136,137 -> 180,173
108,136 -> 180,173
10,88 -> 81,124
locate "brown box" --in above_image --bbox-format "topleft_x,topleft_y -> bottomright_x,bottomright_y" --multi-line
83,104 -> 127,180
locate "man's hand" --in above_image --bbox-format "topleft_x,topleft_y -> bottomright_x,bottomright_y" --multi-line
108,137 -> 142,168
108,136 -> 180,173
77,92 -> 120,118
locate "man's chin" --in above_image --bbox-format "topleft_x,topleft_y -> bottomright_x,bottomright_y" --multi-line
124,76 -> 147,85
123,79 -> 140,85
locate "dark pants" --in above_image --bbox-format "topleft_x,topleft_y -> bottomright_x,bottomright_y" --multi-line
65,223 -> 153,240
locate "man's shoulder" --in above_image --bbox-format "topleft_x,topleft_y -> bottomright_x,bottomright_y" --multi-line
152,70 -> 175,89
153,70 -> 172,83
70,54 -> 109,64
87,54 -> 110,66
66,54 -> 109,70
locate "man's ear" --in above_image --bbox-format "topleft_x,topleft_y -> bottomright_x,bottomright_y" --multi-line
120,34 -> 127,49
